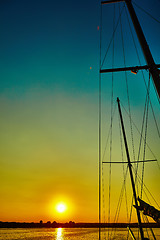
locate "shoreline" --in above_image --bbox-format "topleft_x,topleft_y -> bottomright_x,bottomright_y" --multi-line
0,221 -> 160,229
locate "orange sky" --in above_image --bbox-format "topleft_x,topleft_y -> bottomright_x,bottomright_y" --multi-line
0,90 -> 159,223
1,0 -> 160,224
0,91 -> 99,223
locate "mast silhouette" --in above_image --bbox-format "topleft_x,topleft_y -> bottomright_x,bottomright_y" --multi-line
117,98 -> 145,240
101,0 -> 160,101
99,0 -> 160,239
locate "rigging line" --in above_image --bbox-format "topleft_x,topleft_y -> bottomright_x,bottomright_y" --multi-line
102,103 -> 117,162
125,7 -> 160,138
132,166 -> 160,209
127,196 -> 134,240
108,6 -> 115,239
136,174 -> 160,212
132,1 -> 160,24
121,103 -> 159,166
141,76 -> 151,199
119,112 -> 129,222
149,84 -> 160,136
128,188 -> 139,229
135,76 -> 154,196
101,104 -> 116,240
101,4 -> 125,68
152,74 -> 160,105
99,1 -> 103,69
115,170 -> 129,223
139,182 -> 152,207
99,3 -> 103,228
139,97 -> 148,196
126,82 -> 151,229
124,3 -> 142,198
100,104 -> 116,239
132,0 -> 160,106
119,6 -> 135,162
134,170 -> 157,212
102,164 -> 106,225
109,168 -> 128,240
143,215 -> 157,240
142,214 -> 150,239
111,167 -> 129,240
102,168 -> 107,240
119,5 -> 136,162
125,6 -> 143,72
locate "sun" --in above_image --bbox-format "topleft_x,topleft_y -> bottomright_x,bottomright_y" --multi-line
56,203 -> 67,213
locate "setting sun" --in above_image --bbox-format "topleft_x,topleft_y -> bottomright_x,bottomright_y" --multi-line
48,197 -> 74,221
56,203 -> 67,213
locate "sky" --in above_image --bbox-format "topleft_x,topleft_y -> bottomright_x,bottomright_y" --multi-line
0,0 -> 160,223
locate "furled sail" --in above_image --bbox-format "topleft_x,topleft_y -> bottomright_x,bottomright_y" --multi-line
134,197 -> 160,223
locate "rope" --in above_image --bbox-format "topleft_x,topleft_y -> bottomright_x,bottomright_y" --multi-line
101,4 -> 125,68
125,6 -> 160,138
121,103 -> 159,162
132,166 -> 160,209
144,215 -> 157,240
127,196 -> 134,240
142,214 -> 150,239
111,167 -> 129,239
141,75 -> 151,198
100,2 -> 159,239
135,84 -> 149,193
119,5 -> 136,164
108,6 -> 115,240
133,1 -> 160,24
102,104 -> 117,163
119,112 -> 129,222
101,103 -> 116,240
133,73 -> 151,200
110,169 -> 128,238
120,8 -> 135,227
102,164 -> 107,240
98,3 -> 102,228
119,10 -> 137,229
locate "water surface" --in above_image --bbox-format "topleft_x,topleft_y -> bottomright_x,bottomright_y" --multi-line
0,228 -> 159,240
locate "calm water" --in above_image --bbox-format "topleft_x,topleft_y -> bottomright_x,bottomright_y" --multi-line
0,228 -> 160,240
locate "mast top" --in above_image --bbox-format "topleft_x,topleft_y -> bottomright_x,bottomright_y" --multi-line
101,0 -> 160,102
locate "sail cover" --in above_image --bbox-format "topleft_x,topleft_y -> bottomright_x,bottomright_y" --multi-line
134,197 -> 160,223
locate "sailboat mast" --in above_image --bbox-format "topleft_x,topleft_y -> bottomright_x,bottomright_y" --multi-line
124,0 -> 160,101
101,0 -> 160,101
117,98 -> 144,240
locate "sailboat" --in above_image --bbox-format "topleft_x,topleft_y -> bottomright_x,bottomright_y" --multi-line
98,0 -> 160,239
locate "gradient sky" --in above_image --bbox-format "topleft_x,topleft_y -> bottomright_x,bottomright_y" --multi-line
0,0 -> 160,223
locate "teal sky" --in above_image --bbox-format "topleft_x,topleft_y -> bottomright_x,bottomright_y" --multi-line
0,0 -> 160,223
0,0 -> 99,97
1,0 -> 160,97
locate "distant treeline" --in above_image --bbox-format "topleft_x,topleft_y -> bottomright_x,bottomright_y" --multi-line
0,221 -> 160,228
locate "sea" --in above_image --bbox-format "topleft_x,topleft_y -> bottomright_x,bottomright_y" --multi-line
0,228 -> 160,240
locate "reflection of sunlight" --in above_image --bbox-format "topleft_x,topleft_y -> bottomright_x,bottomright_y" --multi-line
56,228 -> 63,240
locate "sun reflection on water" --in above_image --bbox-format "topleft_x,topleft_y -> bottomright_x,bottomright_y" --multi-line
56,228 -> 63,240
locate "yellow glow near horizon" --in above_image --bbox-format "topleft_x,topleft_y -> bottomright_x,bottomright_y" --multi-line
48,196 -> 74,221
